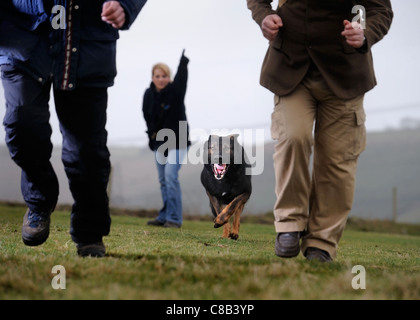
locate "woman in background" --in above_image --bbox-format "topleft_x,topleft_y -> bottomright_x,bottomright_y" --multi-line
142,50 -> 190,228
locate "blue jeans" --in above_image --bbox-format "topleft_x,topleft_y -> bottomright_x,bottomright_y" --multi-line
154,148 -> 187,225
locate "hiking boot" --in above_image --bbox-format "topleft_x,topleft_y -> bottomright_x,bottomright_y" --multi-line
305,247 -> 333,263
22,209 -> 51,246
163,221 -> 181,228
275,232 -> 301,258
76,241 -> 106,258
147,219 -> 165,227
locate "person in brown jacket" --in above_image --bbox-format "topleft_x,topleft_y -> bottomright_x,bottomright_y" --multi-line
247,0 -> 393,262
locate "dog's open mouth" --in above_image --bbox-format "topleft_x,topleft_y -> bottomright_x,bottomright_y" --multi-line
212,164 -> 227,180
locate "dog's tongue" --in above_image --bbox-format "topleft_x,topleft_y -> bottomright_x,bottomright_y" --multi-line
215,164 -> 225,174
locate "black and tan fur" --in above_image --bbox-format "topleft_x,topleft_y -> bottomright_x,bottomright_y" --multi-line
200,134 -> 252,240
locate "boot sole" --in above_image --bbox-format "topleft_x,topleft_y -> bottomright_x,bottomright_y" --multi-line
275,247 -> 300,258
22,230 -> 50,246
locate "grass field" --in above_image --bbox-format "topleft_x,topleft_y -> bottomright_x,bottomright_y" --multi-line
0,204 -> 419,300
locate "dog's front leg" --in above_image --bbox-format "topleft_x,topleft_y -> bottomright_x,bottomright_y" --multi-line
214,193 -> 250,229
207,191 -> 222,218
229,210 -> 241,240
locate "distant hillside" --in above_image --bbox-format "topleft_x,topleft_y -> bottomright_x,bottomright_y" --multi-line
351,129 -> 420,224
1,128 -> 419,223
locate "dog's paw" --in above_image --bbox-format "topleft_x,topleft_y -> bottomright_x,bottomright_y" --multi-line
214,222 -> 222,228
214,214 -> 228,227
229,233 -> 239,240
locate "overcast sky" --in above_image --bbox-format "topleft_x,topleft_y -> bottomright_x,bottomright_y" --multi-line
0,0 -> 419,147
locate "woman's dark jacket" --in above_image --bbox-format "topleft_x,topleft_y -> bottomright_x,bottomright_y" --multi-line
142,54 -> 191,151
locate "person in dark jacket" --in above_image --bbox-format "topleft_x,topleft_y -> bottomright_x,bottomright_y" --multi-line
0,0 -> 147,257
143,50 -> 191,228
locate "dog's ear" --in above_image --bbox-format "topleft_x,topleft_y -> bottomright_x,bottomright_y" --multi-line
209,135 -> 219,144
229,134 -> 240,143
203,139 -> 209,164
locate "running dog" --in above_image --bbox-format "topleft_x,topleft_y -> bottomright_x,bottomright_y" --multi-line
200,134 -> 252,240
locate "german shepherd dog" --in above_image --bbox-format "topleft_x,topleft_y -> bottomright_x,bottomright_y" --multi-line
200,134 -> 252,240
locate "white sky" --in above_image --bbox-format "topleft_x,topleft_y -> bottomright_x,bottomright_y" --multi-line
1,0 -> 419,147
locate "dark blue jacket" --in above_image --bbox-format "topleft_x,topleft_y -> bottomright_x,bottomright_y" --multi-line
0,0 -> 147,90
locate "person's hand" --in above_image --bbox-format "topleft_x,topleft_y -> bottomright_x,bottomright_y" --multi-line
261,14 -> 283,41
341,20 -> 365,49
181,49 -> 189,64
102,1 -> 126,29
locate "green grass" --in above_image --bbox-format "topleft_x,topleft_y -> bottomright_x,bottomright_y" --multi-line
0,204 -> 419,300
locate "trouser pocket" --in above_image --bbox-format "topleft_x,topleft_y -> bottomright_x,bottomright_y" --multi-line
344,106 -> 366,161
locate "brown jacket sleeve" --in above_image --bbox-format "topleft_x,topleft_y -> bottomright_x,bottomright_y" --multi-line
361,0 -> 394,51
247,0 -> 276,26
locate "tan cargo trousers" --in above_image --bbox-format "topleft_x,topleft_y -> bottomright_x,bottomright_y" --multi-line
271,67 -> 366,259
